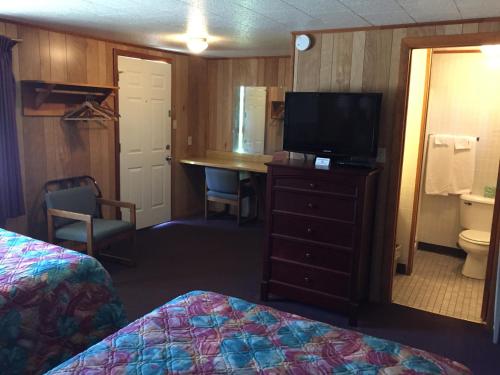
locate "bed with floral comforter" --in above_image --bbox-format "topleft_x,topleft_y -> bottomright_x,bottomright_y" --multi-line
0,228 -> 127,374
47,290 -> 470,374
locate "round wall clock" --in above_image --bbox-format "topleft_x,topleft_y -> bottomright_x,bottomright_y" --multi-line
295,34 -> 312,51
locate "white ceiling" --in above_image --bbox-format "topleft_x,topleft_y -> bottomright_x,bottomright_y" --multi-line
1,0 -> 500,57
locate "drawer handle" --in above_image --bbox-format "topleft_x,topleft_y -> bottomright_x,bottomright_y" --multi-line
305,252 -> 312,259
307,202 -> 314,209
304,276 -> 311,283
309,183 -> 316,189
306,227 -> 313,234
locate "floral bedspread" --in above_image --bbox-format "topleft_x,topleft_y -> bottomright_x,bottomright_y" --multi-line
47,290 -> 470,374
0,228 -> 127,374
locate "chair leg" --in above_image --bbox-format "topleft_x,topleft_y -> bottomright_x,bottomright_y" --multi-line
237,198 -> 241,226
131,231 -> 137,261
254,194 -> 259,221
47,214 -> 54,244
205,180 -> 209,220
86,242 -> 94,258
86,221 -> 94,257
99,233 -> 136,267
99,253 -> 136,267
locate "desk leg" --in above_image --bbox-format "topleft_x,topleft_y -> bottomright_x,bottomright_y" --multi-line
250,173 -> 266,221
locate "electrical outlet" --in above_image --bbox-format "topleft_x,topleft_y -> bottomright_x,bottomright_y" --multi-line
172,120 -> 177,130
376,147 -> 386,163
187,136 -> 192,146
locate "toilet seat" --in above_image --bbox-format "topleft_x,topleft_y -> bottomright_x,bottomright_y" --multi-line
459,229 -> 490,246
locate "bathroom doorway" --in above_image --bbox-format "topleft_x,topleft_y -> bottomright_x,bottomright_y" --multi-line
391,44 -> 500,323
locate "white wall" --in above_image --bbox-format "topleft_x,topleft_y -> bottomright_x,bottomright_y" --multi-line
417,51 -> 500,249
396,49 -> 429,264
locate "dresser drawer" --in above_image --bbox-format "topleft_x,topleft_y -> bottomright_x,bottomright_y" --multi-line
270,260 -> 350,297
273,190 -> 356,222
268,281 -> 353,314
272,212 -> 354,248
274,176 -> 357,197
270,237 -> 352,273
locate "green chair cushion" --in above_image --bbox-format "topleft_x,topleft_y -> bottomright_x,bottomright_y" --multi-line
207,184 -> 253,201
55,219 -> 134,243
207,191 -> 238,201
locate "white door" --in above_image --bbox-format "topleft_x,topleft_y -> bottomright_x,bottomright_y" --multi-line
118,56 -> 172,229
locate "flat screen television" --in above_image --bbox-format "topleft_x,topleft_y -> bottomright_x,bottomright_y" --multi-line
283,92 -> 382,162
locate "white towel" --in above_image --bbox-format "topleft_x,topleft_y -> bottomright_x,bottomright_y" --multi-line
454,135 -> 475,150
450,138 -> 476,194
425,135 -> 454,195
434,134 -> 453,146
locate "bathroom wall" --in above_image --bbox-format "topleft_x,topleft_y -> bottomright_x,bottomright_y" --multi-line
396,49 -> 429,265
417,51 -> 500,249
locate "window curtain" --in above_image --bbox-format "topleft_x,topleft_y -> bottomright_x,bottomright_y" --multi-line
0,35 -> 24,226
495,258 -> 500,343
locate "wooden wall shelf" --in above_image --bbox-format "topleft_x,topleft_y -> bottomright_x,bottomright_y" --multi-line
21,80 -> 118,117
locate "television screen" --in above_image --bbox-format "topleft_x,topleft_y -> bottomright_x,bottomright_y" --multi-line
283,92 -> 382,159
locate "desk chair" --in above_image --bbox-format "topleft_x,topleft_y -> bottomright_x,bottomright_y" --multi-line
44,176 -> 136,265
205,167 -> 257,225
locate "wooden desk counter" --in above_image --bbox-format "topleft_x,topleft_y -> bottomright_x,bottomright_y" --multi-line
180,151 -> 274,220
179,151 -> 271,174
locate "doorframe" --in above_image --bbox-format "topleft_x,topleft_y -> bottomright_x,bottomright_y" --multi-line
381,31 -> 500,327
483,162 -> 500,322
405,49 -> 433,275
112,49 -> 174,220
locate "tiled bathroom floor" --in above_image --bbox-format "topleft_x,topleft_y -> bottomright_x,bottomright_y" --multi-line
392,250 -> 485,323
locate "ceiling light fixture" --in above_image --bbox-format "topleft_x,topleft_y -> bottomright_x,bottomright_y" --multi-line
184,5 -> 209,54
480,44 -> 500,68
480,44 -> 500,55
187,36 -> 208,54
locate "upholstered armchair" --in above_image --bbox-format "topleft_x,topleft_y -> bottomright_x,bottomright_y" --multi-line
45,176 -> 136,265
204,167 -> 257,225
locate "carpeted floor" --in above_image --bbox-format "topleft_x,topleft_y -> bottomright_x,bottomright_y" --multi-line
103,217 -> 499,374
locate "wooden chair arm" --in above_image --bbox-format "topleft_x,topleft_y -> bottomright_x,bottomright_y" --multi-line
47,209 -> 93,253
96,198 -> 135,210
96,198 -> 136,226
47,208 -> 92,222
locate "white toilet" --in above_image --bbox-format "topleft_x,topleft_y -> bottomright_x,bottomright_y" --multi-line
458,194 -> 495,279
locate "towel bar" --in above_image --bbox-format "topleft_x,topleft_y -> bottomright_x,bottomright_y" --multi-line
428,134 -> 479,141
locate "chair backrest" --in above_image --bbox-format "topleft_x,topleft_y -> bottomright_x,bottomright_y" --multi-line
205,167 -> 239,194
45,186 -> 99,227
44,175 -> 102,197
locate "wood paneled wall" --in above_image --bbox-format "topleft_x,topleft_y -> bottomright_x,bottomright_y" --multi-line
1,21 -> 207,239
293,19 -> 500,300
206,57 -> 291,154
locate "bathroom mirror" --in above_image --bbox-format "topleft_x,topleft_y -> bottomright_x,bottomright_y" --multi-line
232,86 -> 285,155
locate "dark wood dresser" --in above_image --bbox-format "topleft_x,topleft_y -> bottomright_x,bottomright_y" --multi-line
261,159 -> 380,324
